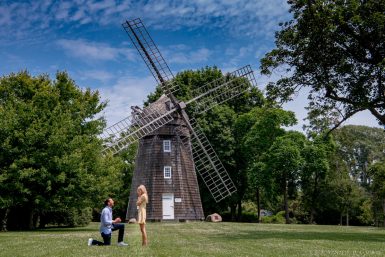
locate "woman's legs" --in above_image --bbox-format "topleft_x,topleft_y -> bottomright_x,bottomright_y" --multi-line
139,224 -> 147,246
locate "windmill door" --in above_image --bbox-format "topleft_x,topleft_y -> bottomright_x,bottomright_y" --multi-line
162,193 -> 174,220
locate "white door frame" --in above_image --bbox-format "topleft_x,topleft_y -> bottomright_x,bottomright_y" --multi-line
162,193 -> 174,220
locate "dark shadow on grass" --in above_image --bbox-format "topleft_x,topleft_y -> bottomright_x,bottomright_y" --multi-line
213,229 -> 385,243
11,226 -> 98,233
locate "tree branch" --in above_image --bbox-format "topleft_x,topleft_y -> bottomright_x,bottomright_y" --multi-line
368,107 -> 385,125
378,67 -> 385,105
325,86 -> 384,110
325,86 -> 355,105
325,108 -> 365,137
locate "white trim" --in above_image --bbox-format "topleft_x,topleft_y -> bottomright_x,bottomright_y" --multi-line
162,193 -> 174,219
163,140 -> 171,152
164,166 -> 172,179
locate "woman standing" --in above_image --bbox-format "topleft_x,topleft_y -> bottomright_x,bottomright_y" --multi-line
137,185 -> 148,246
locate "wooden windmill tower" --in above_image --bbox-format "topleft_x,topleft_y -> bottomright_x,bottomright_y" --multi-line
101,18 -> 257,221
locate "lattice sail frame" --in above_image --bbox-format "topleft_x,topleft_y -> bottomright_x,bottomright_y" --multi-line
186,65 -> 256,114
101,65 -> 256,156
174,119 -> 237,202
122,18 -> 179,95
103,18 -> 258,202
101,108 -> 175,155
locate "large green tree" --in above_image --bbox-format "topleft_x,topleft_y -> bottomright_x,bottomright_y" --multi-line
0,71 -> 112,230
333,125 -> 385,186
368,162 -> 385,226
300,136 -> 334,223
263,131 -> 306,223
329,167 -> 365,226
237,106 -> 297,221
261,0 -> 385,132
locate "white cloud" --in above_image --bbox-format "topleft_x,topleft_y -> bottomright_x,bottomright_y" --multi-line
55,2 -> 72,20
224,45 -> 256,67
98,75 -> 156,127
0,0 -> 291,44
166,47 -> 211,64
0,6 -> 12,26
87,0 -> 116,12
80,70 -> 114,83
70,8 -> 86,22
56,39 -> 136,61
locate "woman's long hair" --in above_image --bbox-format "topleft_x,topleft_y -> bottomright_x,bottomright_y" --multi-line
138,185 -> 149,203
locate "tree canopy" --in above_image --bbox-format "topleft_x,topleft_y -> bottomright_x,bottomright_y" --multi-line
0,71 -> 121,230
261,0 -> 385,132
333,125 -> 385,185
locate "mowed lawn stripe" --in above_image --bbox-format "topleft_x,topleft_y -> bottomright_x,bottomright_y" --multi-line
1,222 -> 385,257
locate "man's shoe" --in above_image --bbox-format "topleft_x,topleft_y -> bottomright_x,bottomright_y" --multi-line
88,238 -> 93,246
117,241 -> 128,246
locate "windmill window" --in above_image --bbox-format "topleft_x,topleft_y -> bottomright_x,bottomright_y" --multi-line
164,166 -> 172,179
163,140 -> 171,152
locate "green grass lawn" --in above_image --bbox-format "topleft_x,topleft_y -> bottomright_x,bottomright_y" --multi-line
1,222 -> 385,257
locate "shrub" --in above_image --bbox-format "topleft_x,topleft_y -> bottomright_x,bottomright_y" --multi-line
262,211 -> 286,224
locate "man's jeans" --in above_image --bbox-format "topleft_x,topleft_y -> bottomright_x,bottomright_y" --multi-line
92,223 -> 125,245
111,223 -> 125,243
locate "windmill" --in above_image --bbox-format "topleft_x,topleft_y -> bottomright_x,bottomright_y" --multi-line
102,18 -> 257,221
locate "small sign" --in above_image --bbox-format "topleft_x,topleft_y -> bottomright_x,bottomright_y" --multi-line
175,198 -> 182,203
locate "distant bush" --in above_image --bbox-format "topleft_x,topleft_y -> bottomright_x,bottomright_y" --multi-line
241,212 -> 258,222
40,207 -> 92,227
220,211 -> 258,222
262,211 -> 286,224
220,211 -> 231,221
241,201 -> 258,213
71,207 -> 92,227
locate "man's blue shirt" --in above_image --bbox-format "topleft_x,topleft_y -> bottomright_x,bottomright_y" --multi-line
100,206 -> 113,234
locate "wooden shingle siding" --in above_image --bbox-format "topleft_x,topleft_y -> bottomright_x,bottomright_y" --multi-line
126,113 -> 204,221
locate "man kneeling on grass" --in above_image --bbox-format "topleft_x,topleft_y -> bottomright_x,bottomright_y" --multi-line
88,198 -> 128,246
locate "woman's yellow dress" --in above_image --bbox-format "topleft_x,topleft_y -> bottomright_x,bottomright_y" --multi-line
138,194 -> 147,224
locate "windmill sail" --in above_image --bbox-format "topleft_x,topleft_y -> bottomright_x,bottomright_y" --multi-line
186,65 -> 257,114
102,63 -> 256,156
175,118 -> 237,202
102,101 -> 176,155
122,18 -> 179,95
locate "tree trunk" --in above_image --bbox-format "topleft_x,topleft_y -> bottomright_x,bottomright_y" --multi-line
340,213 -> 343,225
1,208 -> 10,231
310,174 -> 319,224
27,209 -> 35,230
284,180 -> 290,224
230,204 -> 236,222
39,212 -> 47,229
310,208 -> 315,224
256,187 -> 260,223
237,198 -> 242,222
382,198 -> 385,227
33,212 -> 39,229
346,210 -> 349,226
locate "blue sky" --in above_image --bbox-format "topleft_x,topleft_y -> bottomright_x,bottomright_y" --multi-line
0,0 -> 380,130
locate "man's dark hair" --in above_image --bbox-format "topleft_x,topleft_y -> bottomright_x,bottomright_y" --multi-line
104,198 -> 111,206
